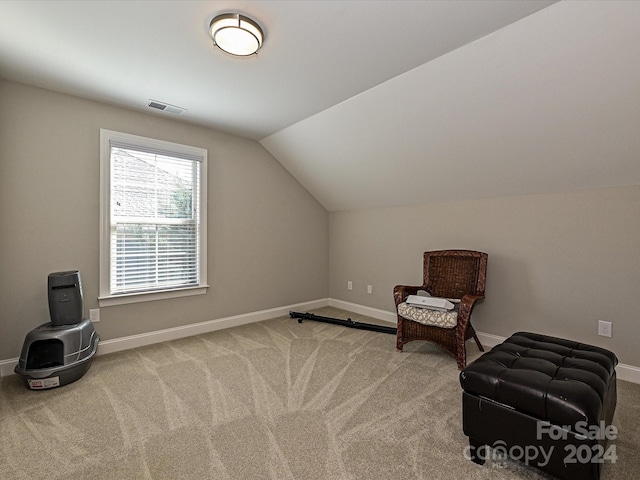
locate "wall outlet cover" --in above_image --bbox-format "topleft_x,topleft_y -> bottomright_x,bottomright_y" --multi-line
598,320 -> 612,337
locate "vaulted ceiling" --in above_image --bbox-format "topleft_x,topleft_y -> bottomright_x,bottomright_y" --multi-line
2,1 -> 639,211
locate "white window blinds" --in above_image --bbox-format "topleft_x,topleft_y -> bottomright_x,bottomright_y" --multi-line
102,132 -> 206,298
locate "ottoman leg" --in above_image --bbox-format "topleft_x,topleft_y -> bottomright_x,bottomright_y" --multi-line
468,437 -> 486,465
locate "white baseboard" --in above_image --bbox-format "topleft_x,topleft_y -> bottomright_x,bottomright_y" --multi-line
613,363 -> 640,384
328,299 -> 397,324
475,331 -> 507,349
3,298 -> 639,385
97,298 -> 329,356
0,358 -> 19,377
0,298 -> 330,378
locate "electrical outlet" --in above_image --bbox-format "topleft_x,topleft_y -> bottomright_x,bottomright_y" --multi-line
89,308 -> 100,323
367,285 -> 372,294
598,320 -> 611,337
347,281 -> 353,291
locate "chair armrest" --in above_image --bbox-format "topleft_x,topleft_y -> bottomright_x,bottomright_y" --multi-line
393,285 -> 423,307
457,294 -> 485,327
460,293 -> 484,308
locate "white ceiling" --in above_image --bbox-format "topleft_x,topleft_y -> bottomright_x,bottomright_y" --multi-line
2,1 -> 640,211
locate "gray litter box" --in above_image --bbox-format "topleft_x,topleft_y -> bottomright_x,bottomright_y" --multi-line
14,271 -> 100,390
14,318 -> 99,389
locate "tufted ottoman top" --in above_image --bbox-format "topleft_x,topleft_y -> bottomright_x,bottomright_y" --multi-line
460,332 -> 618,429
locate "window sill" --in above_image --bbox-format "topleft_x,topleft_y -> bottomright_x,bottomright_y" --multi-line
98,285 -> 209,307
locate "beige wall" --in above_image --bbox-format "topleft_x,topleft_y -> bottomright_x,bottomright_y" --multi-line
329,186 -> 640,366
0,80 -> 329,359
3,79 -> 638,370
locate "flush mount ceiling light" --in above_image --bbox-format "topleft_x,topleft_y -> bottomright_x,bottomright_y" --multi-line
209,13 -> 263,57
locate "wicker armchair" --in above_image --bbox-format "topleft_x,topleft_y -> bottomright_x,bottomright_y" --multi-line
393,250 -> 487,369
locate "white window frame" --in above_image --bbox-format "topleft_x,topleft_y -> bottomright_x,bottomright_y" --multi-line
99,129 -> 208,306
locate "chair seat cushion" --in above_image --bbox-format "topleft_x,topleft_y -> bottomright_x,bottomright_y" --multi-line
398,302 -> 458,328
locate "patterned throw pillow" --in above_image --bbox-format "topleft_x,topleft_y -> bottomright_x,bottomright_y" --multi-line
397,302 -> 458,328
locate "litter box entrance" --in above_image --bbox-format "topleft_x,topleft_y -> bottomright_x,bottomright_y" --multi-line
26,339 -> 64,369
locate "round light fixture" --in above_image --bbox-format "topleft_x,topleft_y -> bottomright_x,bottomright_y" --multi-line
210,13 -> 263,57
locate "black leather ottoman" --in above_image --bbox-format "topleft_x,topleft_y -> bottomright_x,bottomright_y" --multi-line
459,332 -> 618,480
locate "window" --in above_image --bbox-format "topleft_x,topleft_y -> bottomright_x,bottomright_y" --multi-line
99,129 -> 207,306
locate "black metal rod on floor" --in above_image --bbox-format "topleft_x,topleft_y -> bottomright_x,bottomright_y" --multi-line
289,311 -> 397,335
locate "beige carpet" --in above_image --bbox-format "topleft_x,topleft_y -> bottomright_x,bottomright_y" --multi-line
1,307 -> 639,479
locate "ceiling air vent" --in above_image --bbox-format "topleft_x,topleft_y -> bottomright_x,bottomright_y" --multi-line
146,99 -> 186,115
